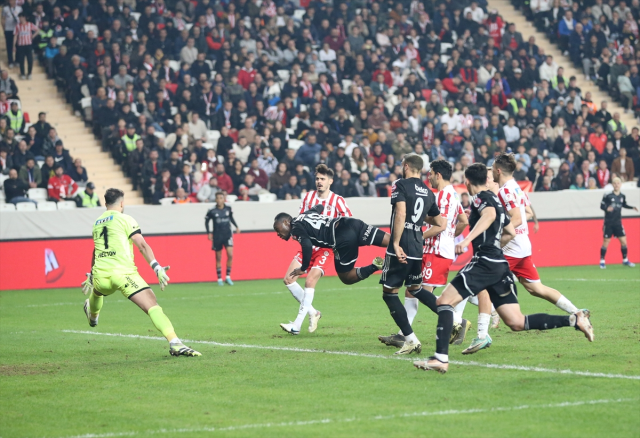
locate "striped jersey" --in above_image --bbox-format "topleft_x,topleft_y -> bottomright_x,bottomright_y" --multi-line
298,190 -> 352,218
424,184 -> 464,260
497,178 -> 531,258
14,21 -> 37,46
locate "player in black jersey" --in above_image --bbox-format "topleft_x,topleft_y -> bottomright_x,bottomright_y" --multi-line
379,154 -> 446,355
205,192 -> 241,286
414,164 -> 594,374
273,204 -> 389,285
599,177 -> 638,269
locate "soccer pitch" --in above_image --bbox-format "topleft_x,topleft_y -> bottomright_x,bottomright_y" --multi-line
1,265 -> 639,438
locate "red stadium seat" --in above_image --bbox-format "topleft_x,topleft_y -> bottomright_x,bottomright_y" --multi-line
517,181 -> 533,192
422,89 -> 432,101
166,83 -> 178,94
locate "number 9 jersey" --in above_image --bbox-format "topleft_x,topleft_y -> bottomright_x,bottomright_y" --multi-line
92,210 -> 142,277
387,178 -> 440,260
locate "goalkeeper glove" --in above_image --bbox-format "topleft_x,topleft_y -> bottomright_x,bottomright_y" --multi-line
81,273 -> 93,295
151,260 -> 171,291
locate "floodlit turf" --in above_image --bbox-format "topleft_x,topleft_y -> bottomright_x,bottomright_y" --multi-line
1,265 -> 639,438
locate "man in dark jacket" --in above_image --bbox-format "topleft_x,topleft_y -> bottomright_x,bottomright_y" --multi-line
3,168 -> 36,204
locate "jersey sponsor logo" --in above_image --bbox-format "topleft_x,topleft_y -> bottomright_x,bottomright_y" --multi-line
409,273 -> 423,281
95,215 -> 114,226
414,184 -> 430,195
363,224 -> 373,242
97,251 -> 117,258
44,248 -> 65,283
404,222 -> 422,231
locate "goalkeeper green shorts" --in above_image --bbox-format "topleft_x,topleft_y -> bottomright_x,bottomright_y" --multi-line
94,273 -> 149,299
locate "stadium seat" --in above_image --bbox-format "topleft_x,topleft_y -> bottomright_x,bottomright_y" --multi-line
168,60 -> 180,73
440,43 -> 453,54
293,9 -> 306,21
84,24 -> 99,35
421,89 -> 432,101
299,104 -> 307,112
0,189 -> 5,203
81,97 -> 92,109
16,202 -> 37,211
57,201 -> 77,210
28,188 -> 47,201
8,99 -> 21,110
288,139 -> 304,151
342,79 -> 352,90
225,195 -> 237,203
0,203 -> 16,212
37,201 -> 57,211
203,142 -> 215,150
159,197 -> 176,206
258,193 -> 277,203
130,12 -> 141,22
277,70 -> 290,82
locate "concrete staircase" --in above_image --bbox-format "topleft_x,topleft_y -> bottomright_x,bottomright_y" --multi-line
488,0 -> 638,130
0,36 -> 143,204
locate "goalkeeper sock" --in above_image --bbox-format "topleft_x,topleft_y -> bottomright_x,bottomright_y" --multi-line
88,291 -> 103,317
216,268 -> 222,280
148,305 -> 177,341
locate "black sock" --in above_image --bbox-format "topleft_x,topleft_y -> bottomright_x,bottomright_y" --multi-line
382,293 -> 413,336
410,288 -> 438,314
226,266 -> 232,276
524,314 -> 571,330
216,268 -> 222,280
621,246 -> 628,260
356,264 -> 377,281
435,305 -> 454,356
600,247 -> 607,260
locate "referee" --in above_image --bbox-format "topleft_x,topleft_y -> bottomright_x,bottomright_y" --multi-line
600,177 -> 638,269
13,13 -> 38,79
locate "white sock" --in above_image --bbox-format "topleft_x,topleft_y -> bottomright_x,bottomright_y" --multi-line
286,282 -> 304,303
491,304 -> 496,313
169,337 -> 181,345
404,297 -> 419,325
555,295 -> 578,314
434,352 -> 449,363
477,313 -> 490,339
468,295 -> 479,306
293,288 -> 315,329
405,332 -> 419,343
453,298 -> 467,324
304,287 -> 316,315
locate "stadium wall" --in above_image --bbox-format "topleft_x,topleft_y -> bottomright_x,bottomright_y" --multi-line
0,189 -> 638,291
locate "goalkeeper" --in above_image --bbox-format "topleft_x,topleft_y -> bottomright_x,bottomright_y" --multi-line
82,188 -> 201,357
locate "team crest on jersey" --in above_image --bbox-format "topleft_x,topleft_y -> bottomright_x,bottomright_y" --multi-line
324,251 -> 329,256
473,197 -> 482,208
325,204 -> 332,212
504,192 -> 515,202
426,262 -> 431,267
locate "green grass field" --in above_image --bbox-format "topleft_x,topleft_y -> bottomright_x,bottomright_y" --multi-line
1,265 -> 639,438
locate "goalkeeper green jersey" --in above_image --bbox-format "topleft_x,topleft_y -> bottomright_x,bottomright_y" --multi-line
92,210 -> 141,277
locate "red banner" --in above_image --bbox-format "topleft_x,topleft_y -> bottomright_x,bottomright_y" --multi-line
0,218 -> 638,291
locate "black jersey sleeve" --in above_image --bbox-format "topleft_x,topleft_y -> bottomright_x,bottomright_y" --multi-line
621,194 -> 635,209
291,222 -> 313,271
228,208 -> 238,228
426,192 -> 440,218
205,210 -> 213,233
391,180 -> 406,204
600,194 -> 610,211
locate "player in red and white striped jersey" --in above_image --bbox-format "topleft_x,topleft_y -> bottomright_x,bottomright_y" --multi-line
493,154 -> 584,316
281,164 -> 352,335
378,160 -> 470,349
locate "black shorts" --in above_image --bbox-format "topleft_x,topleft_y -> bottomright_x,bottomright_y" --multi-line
333,218 -> 384,273
379,254 -> 423,289
603,222 -> 625,238
450,255 -> 519,309
212,236 -> 233,251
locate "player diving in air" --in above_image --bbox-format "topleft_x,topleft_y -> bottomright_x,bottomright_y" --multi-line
599,177 -> 638,268
82,188 -> 201,357
280,164 -> 352,335
413,164 -> 593,374
273,205 -> 389,334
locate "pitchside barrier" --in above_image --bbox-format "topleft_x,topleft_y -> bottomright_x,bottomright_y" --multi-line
0,189 -> 638,291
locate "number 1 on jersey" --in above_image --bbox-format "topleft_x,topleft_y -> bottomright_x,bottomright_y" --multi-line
100,227 -> 109,249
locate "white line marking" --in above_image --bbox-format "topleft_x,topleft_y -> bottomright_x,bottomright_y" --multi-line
52,398 -> 638,438
62,330 -> 640,381
547,278 -> 640,282
20,286 -> 377,308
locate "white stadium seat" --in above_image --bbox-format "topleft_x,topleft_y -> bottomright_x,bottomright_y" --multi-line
293,9 -> 306,21
288,139 -> 304,151
84,24 -> 99,35
259,193 -> 277,203
57,201 -> 77,210
37,201 -> 57,211
16,202 -> 37,211
225,195 -> 237,203
159,197 -> 176,206
28,188 -> 46,201
130,12 -> 141,22
0,203 -> 16,211
277,69 -> 290,82
169,60 -> 180,72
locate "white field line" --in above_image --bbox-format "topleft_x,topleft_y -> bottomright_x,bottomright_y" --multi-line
547,278 -> 640,282
62,330 -> 640,381
18,286 -> 376,308
51,398 -> 638,438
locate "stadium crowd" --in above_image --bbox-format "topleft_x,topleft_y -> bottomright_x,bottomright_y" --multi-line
1,0 -> 639,205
